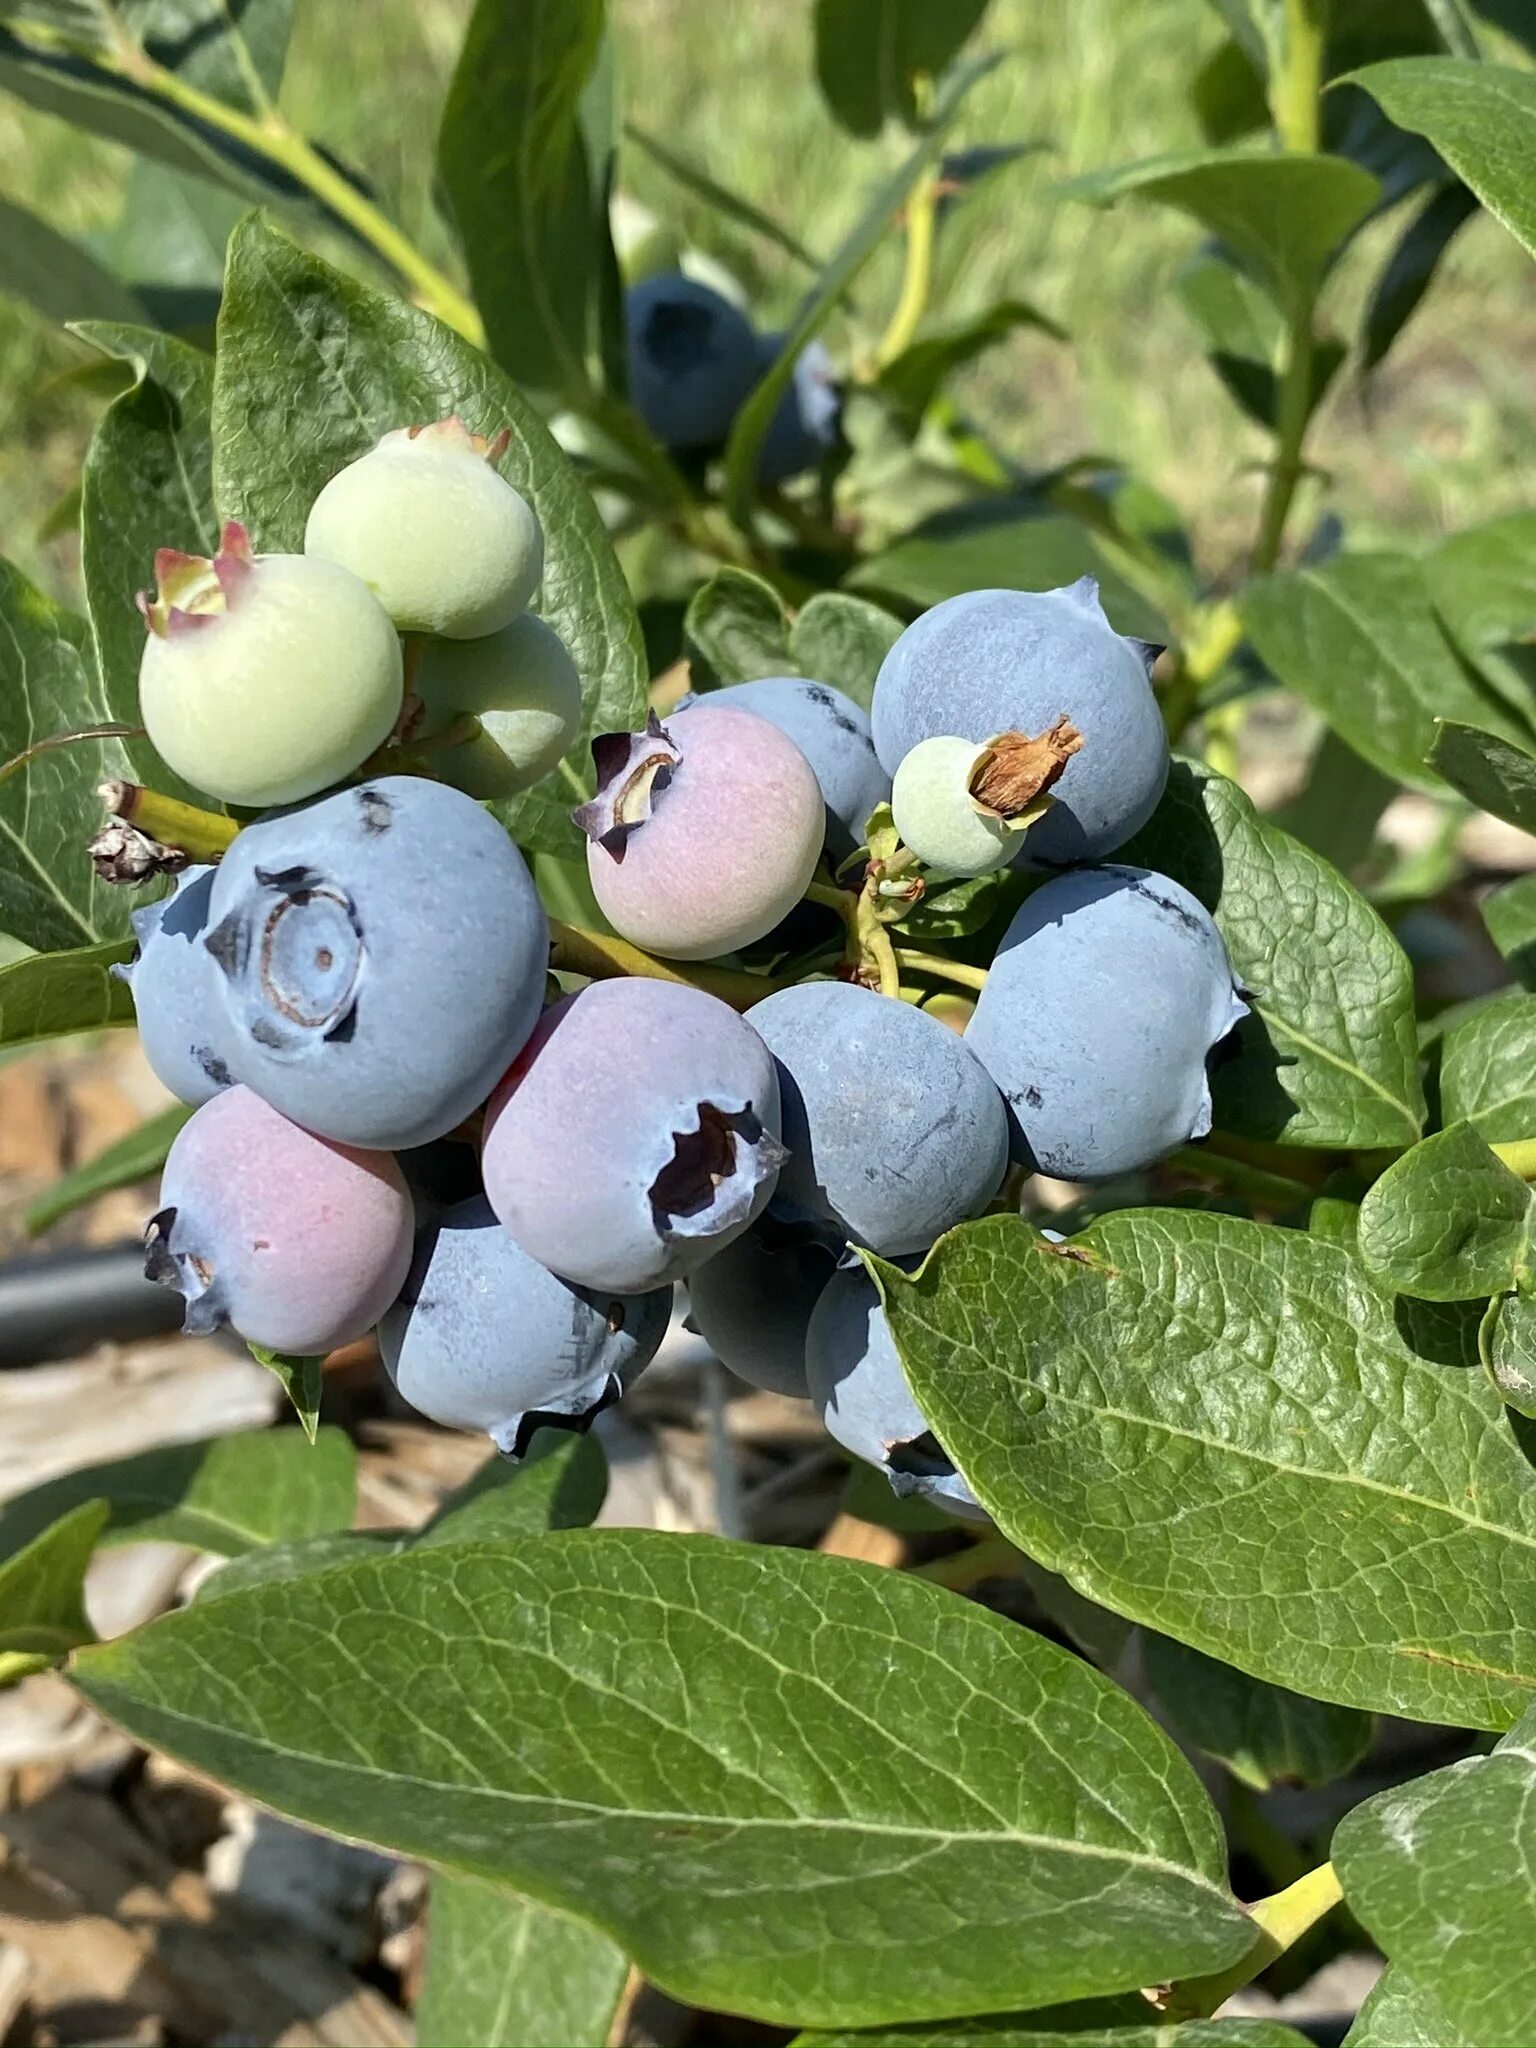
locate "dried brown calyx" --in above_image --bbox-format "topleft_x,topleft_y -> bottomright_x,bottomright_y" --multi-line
968,716 -> 1083,821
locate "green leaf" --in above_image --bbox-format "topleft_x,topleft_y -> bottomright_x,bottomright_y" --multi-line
0,938 -> 134,1048
247,1346 -> 323,1442
1344,1966 -> 1475,2048
877,300 -> 1063,427
794,2021 -> 1315,2047
1242,553 -> 1531,792
813,0 -> 991,136
1431,720 -> 1536,832
1334,1700 -> 1536,2045
881,1211 -> 1536,1728
0,194 -> 145,327
1357,1122 -> 1535,1300
1424,509 -> 1536,731
26,1100 -> 190,1234
1119,762 -> 1425,1148
211,215 -> 647,857
0,23 -> 315,208
72,1531 -> 1254,2028
1062,148 -> 1380,309
418,1876 -> 628,2048
117,0 -> 295,112
437,0 -> 615,398
1362,179 -> 1477,372
0,1499 -> 104,1685
0,1426 -> 354,1562
723,57 -> 993,525
1348,58 -> 1536,263
0,559 -> 139,952
1142,1634 -> 1372,1791
1176,251 -> 1344,429
623,121 -> 820,274
78,321 -> 219,803
847,503 -> 1167,641
1480,1290 -> 1536,1419
90,160 -> 241,335
790,593 -> 904,713
1482,872 -> 1536,988
1438,990 -> 1536,1141
683,568 -> 792,689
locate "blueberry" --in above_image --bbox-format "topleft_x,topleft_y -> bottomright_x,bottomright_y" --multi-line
756,333 -> 841,485
116,865 -> 231,1105
380,1195 -> 671,1459
305,418 -> 543,640
677,677 -> 889,857
625,272 -> 760,451
964,864 -> 1248,1180
870,580 -> 1168,865
747,981 -> 1008,1256
686,1213 -> 843,1397
413,612 -> 582,800
201,776 -> 548,1151
574,705 -> 824,960
138,521 -> 402,809
145,1085 -> 414,1354
482,977 -> 785,1293
806,1263 -> 983,1518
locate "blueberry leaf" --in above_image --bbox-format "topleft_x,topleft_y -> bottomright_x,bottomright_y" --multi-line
0,193 -> 145,328
1357,1122 -> 1536,1302
1344,1967 -> 1476,2048
793,2020 -> 1315,2047
1430,720 -> 1536,834
1141,1634 -> 1372,1792
1438,991 -> 1536,1141
0,560 -> 138,951
790,592 -> 903,713
1334,1700 -> 1536,2045
1480,1290 -> 1536,1419
812,0 -> 991,137
1118,761 -> 1424,1148
26,1100 -> 191,1235
0,1498 -> 105,1686
246,1345 -> 323,1443
71,1530 -> 1254,2028
0,939 -> 135,1048
1347,58 -> 1536,263
880,1211 -> 1536,1728
211,216 -> 647,859
417,1875 -> 628,2048
0,1427 -> 354,1561
683,568 -> 793,689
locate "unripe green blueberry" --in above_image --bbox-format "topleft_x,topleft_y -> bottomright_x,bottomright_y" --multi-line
304,417 -> 543,639
890,720 -> 1082,878
137,520 -> 403,808
413,612 -> 582,799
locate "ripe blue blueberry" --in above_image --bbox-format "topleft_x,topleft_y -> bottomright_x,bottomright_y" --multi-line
685,1214 -> 843,1397
806,1264 -> 983,1518
145,1085 -> 414,1355
756,334 -> 841,485
380,1196 -> 671,1459
116,865 -> 231,1105
964,864 -> 1248,1180
626,272 -> 760,451
677,677 -> 889,856
871,579 -> 1168,864
747,981 -> 1008,1256
201,776 -> 548,1151
483,977 -> 785,1293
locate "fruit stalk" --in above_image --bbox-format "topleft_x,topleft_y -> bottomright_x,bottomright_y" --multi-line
97,782 -> 240,863
547,920 -> 789,1012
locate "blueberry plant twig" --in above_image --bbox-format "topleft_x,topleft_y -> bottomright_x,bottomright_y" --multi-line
874,159 -> 939,371
547,920 -> 793,1012
1168,1145 -> 1316,1211
1154,1861 -> 1343,2021
98,781 -> 239,861
1492,1138 -> 1536,1180
892,948 -> 988,994
10,12 -> 485,347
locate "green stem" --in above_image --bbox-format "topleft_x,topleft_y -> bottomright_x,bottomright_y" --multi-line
1169,1145 -> 1315,1211
1156,1862 -> 1342,2021
909,1536 -> 1022,1589
893,949 -> 989,994
12,18 -> 486,345
874,162 -> 938,370
548,921 -> 788,1011
1493,1138 -> 1536,1180
1251,293 -> 1317,575
1159,600 -> 1245,744
1270,0 -> 1328,152
99,781 -> 239,861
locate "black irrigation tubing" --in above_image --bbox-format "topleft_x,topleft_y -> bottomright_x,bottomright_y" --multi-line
0,1241 -> 183,1367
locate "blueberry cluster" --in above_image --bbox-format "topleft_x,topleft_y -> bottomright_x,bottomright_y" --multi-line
124,425 -> 1244,1514
626,270 -> 840,479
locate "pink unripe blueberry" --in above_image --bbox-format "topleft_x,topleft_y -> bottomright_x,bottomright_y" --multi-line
574,705 -> 823,960
304,418 -> 543,639
145,1085 -> 414,1355
137,520 -> 403,808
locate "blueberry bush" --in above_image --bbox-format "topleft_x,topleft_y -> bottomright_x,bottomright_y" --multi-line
0,1 -> 1534,2042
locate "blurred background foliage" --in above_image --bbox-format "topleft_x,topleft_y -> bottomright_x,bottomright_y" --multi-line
2,0 -> 1533,608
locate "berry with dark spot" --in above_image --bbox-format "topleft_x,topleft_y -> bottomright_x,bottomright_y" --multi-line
625,272 -> 760,451
964,863 -> 1248,1180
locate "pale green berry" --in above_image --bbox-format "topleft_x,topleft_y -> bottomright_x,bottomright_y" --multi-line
890,721 -> 1083,877
137,520 -> 403,808
414,613 -> 583,799
304,418 -> 543,640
